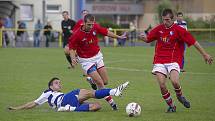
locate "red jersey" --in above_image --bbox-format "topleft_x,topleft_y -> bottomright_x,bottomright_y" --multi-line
69,23 -> 108,58
146,23 -> 196,65
72,19 -> 83,32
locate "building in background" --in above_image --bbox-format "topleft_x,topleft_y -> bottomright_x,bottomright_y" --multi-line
0,0 -> 215,30
85,0 -> 143,28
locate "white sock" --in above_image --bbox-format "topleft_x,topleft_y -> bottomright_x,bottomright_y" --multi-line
109,88 -> 117,96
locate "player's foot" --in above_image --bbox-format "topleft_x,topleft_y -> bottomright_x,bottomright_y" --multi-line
67,66 -> 71,69
67,65 -> 75,69
113,81 -> 129,96
180,69 -> 186,72
111,103 -> 118,110
166,106 -> 176,113
83,74 -> 87,77
177,96 -> 190,108
86,76 -> 97,90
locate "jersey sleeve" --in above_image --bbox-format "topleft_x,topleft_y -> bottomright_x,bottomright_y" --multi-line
70,20 -> 76,30
72,20 -> 83,31
146,26 -> 159,43
34,91 -> 50,105
95,23 -> 108,36
178,27 -> 196,47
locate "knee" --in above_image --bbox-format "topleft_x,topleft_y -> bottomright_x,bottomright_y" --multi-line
81,89 -> 94,97
89,102 -> 101,111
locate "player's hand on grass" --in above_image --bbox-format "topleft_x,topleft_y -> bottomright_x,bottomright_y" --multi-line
203,54 -> 213,65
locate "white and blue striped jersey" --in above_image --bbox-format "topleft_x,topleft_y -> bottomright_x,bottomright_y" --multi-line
174,20 -> 187,30
34,89 -> 64,109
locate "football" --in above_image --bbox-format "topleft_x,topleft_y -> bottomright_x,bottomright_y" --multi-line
126,102 -> 141,117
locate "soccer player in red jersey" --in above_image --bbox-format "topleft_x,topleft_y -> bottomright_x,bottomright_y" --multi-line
139,9 -> 213,113
68,14 -> 126,110
72,10 -> 97,88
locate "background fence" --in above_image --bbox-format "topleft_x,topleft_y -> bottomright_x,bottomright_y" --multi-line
1,28 -> 215,48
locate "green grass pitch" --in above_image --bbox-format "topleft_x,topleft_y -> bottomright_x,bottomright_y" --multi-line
0,46 -> 215,121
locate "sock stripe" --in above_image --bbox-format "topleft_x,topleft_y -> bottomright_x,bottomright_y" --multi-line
174,86 -> 182,97
162,91 -> 174,107
105,96 -> 112,101
162,92 -> 170,99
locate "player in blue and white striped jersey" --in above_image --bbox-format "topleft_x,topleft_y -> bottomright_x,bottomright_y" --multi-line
174,12 -> 187,30
8,77 -> 129,112
174,12 -> 187,72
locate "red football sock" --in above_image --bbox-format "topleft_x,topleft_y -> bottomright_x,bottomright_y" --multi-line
104,96 -> 114,104
162,91 -> 174,107
174,86 -> 182,97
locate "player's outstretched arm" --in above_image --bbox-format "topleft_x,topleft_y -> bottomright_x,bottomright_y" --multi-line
138,32 -> 147,42
107,31 -> 126,40
8,101 -> 38,110
69,49 -> 78,67
193,41 -> 213,65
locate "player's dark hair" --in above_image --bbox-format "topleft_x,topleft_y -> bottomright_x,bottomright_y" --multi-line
48,77 -> 60,88
177,12 -> 183,17
162,8 -> 174,19
62,11 -> 69,15
81,9 -> 89,14
84,14 -> 95,23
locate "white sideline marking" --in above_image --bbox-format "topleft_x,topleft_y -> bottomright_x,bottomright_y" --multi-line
105,60 -> 129,64
106,66 -> 215,75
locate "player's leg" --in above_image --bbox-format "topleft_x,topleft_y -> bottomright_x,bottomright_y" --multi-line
78,82 -> 129,103
152,64 -> 176,112
75,102 -> 101,112
169,69 -> 190,108
96,59 -> 118,110
69,84 -> 129,111
59,89 -> 100,112
86,75 -> 97,90
91,58 -> 117,110
88,70 -> 105,89
64,45 -> 74,68
155,72 -> 176,112
96,66 -> 117,110
97,66 -> 108,85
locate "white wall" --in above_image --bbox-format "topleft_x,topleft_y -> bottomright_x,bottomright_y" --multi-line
45,0 -> 70,30
14,0 -> 71,30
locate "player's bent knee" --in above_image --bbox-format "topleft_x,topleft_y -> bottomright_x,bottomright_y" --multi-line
89,102 -> 101,111
79,89 -> 94,98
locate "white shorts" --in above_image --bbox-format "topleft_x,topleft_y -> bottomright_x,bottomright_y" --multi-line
78,51 -> 104,74
152,62 -> 180,76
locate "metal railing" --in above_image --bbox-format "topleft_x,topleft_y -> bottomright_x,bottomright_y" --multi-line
1,28 -> 215,48
0,28 -> 62,48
